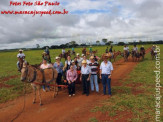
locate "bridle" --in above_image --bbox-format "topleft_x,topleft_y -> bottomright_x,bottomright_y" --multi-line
22,66 -> 37,83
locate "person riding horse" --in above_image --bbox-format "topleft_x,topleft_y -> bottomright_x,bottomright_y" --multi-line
42,52 -> 51,63
123,45 -> 129,61
71,47 -> 75,55
140,45 -> 145,59
109,46 -> 113,58
132,45 -> 140,61
17,49 -> 26,71
151,45 -> 157,59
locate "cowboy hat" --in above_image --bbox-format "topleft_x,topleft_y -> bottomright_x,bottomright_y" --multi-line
82,60 -> 87,64
19,49 -> 23,52
81,54 -> 85,56
90,56 -> 94,59
76,53 -> 80,56
55,56 -> 60,60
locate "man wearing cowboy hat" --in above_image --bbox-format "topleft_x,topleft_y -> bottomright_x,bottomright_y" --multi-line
100,55 -> 113,96
17,49 -> 25,71
80,60 -> 91,96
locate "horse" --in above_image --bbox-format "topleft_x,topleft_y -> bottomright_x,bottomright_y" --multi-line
18,58 -> 24,71
92,50 -> 98,55
20,63 -> 58,106
131,51 -> 140,62
59,50 -> 71,60
82,48 -> 86,56
140,49 -> 145,60
151,50 -> 157,60
101,51 -> 120,62
123,50 -> 129,62
108,51 -> 121,62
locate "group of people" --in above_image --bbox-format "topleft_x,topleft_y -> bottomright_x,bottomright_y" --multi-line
17,48 -> 113,97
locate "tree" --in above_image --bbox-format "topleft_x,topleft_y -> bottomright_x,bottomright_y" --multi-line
36,44 -> 40,48
96,40 -> 100,45
102,39 -> 108,44
117,42 -> 125,46
69,41 -> 76,47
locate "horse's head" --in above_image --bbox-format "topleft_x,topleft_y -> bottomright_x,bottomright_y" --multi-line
20,62 -> 28,82
20,62 -> 35,83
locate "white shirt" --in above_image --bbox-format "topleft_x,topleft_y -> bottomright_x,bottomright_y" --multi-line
17,53 -> 25,58
133,47 -> 138,51
62,49 -> 65,54
127,47 -> 129,51
81,65 -> 91,74
100,61 -> 113,74
77,58 -> 83,67
123,47 -> 128,51
40,64 -> 52,69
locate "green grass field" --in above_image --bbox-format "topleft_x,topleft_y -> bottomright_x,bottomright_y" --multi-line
0,44 -> 153,103
90,44 -> 163,121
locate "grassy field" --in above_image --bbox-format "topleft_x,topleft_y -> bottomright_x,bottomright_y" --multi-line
0,44 -> 152,103
90,44 -> 163,122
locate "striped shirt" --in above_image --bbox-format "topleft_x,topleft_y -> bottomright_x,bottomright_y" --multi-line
89,61 -> 99,75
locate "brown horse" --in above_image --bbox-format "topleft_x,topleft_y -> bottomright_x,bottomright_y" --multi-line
59,50 -> 71,60
82,48 -> 86,56
101,51 -> 120,62
21,63 -> 58,106
18,58 -> 24,71
92,50 -> 98,55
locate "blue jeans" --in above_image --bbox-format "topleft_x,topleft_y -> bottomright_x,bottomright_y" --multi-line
101,74 -> 111,95
90,75 -> 99,92
17,61 -> 20,70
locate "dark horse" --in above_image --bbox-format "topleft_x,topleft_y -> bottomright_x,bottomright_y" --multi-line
123,50 -> 129,61
151,50 -> 157,60
131,51 -> 140,62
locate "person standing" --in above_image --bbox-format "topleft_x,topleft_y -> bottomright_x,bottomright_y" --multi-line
66,65 -> 78,97
53,57 -> 64,86
40,59 -> 53,92
80,60 -> 91,96
89,56 -> 99,93
63,55 -> 72,82
100,55 -> 113,96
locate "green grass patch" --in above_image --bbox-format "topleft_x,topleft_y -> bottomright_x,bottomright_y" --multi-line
90,44 -> 163,121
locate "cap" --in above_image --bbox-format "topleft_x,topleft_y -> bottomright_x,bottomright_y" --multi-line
76,53 -> 80,56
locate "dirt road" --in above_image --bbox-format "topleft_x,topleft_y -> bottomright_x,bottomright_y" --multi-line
0,49 -> 151,122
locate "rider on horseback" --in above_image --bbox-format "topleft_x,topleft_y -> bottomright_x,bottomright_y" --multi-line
133,45 -> 138,53
140,45 -> 145,54
62,48 -> 66,57
17,49 -> 25,71
109,46 -> 113,58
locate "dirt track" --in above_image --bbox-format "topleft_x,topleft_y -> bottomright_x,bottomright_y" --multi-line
0,49 -> 151,122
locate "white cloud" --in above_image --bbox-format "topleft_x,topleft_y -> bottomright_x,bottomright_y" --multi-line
0,0 -> 163,49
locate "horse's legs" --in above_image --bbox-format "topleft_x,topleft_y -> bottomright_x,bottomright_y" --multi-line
33,86 -> 36,104
54,81 -> 58,98
38,87 -> 42,106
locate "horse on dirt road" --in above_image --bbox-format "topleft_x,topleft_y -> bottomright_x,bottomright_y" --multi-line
123,50 -> 129,62
21,63 -> 58,106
